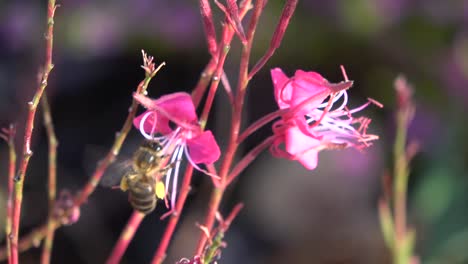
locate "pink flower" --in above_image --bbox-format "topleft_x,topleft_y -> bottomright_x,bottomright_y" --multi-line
133,92 -> 220,209
270,68 -> 380,170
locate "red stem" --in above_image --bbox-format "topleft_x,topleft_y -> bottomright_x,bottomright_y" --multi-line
248,0 -> 298,80
106,211 -> 145,264
151,29 -> 235,264
11,2 -> 57,263
237,108 -> 288,143
73,76 -> 153,207
0,53 -> 163,263
227,135 -> 276,185
151,166 -> 194,264
199,27 -> 231,130
0,126 -> 16,264
73,54 -> 164,208
221,203 -> 244,231
0,224 -> 48,261
151,1 -> 254,261
199,0 -> 218,56
192,0 -> 252,110
195,0 -> 266,255
192,59 -> 217,108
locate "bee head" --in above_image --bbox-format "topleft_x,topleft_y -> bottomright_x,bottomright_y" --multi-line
143,139 -> 163,151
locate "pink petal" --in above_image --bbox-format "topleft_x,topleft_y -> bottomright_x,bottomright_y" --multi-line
271,68 -> 292,109
134,92 -> 199,134
186,131 -> 220,164
133,111 -> 160,133
269,135 -> 293,159
153,92 -> 198,123
290,70 -> 331,113
285,126 -> 321,170
294,70 -> 327,83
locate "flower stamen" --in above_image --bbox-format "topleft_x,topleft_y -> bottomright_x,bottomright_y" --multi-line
139,111 -> 158,140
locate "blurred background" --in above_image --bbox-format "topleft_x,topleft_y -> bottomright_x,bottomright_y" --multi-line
0,0 -> 467,263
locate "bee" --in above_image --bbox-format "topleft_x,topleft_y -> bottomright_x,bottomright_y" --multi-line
119,140 -> 170,214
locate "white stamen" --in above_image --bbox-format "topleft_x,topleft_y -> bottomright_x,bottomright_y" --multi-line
317,90 -> 345,109
335,91 -> 348,111
165,143 -> 181,196
304,95 -> 373,143
170,145 -> 184,209
183,144 -> 220,179
161,127 -> 182,154
139,111 -> 157,140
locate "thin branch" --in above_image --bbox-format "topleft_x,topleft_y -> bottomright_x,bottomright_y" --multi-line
152,2 -> 254,262
392,75 -> 416,264
195,0 -> 266,255
106,211 -> 145,264
192,59 -> 217,108
248,0 -> 298,80
227,135 -> 275,185
11,1 -> 58,263
0,223 -> 49,261
151,166 -> 194,264
0,125 -> 16,264
199,0 -> 218,57
0,52 -> 164,263
220,70 -> 234,105
40,95 -> 58,264
237,108 -> 287,143
192,0 -> 252,109
220,203 -> 244,231
73,54 -> 165,208
198,27 -> 231,129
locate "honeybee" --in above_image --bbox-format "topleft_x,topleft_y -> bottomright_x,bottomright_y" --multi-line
119,140 -> 170,214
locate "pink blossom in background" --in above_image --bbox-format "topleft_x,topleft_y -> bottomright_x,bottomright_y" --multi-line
270,68 -> 380,170
272,68 -> 334,114
133,92 -> 220,209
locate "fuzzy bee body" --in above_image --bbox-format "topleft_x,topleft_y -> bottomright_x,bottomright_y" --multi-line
120,140 -> 168,215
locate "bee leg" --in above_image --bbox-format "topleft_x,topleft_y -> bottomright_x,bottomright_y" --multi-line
158,162 -> 176,174
160,209 -> 177,220
119,176 -> 129,191
120,172 -> 138,191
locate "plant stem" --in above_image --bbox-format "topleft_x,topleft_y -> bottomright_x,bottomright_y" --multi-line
106,211 -> 145,264
151,166 -> 194,264
11,1 -> 57,263
248,0 -> 298,80
237,109 -> 287,143
192,0 -> 252,109
198,29 -> 231,130
393,107 -> 410,264
73,63 -> 160,208
199,0 -> 218,57
0,223 -> 50,261
195,0 -> 266,255
0,125 -> 16,264
227,135 -> 276,185
0,54 -> 163,263
191,59 -> 217,108
151,3 -> 255,261
391,76 -> 416,264
40,95 -> 58,264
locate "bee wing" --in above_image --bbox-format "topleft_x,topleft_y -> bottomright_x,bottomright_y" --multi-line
100,159 -> 134,188
83,144 -> 133,188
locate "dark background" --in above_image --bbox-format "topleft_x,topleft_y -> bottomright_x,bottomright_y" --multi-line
1,1 -> 467,263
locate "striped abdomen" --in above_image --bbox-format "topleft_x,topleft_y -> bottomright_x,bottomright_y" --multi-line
128,179 -> 157,214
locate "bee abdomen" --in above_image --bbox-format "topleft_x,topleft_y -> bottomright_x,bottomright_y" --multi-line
129,194 -> 156,214
128,182 -> 157,214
